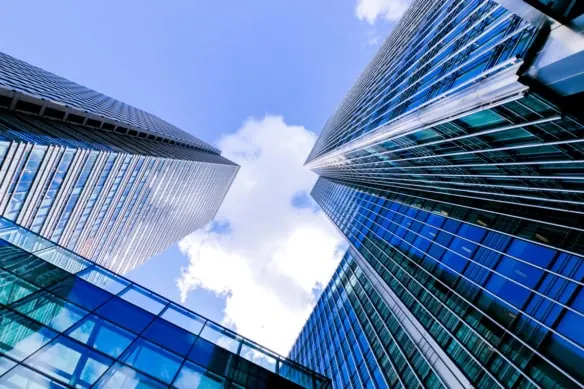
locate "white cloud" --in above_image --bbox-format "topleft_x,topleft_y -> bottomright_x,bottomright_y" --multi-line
356,0 -> 410,24
177,115 -> 346,355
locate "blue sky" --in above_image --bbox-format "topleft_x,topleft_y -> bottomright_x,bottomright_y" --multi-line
1,0 -> 405,354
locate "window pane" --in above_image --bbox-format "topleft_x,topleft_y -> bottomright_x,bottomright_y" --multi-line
188,338 -> 234,376
13,291 -> 88,332
0,310 -> 57,361
172,360 -> 224,389
0,268 -> 38,305
66,314 -> 136,358
240,343 -> 277,372
77,267 -> 130,295
49,276 -> 112,311
119,285 -> 166,315
96,297 -> 155,334
0,247 -> 70,288
121,338 -> 182,384
0,226 -> 54,253
26,336 -> 113,388
142,317 -> 196,356
35,247 -> 91,274
0,356 -> 15,375
160,304 -> 205,335
0,364 -> 69,389
94,363 -> 167,389
199,322 -> 241,353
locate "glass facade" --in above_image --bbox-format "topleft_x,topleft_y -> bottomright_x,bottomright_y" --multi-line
0,217 -> 331,389
292,0 -> 584,388
0,53 -> 239,273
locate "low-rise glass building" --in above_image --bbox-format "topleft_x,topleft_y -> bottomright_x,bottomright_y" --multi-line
0,217 -> 331,389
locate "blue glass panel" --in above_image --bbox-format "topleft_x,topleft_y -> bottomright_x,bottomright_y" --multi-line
119,285 -> 166,315
0,269 -> 38,305
96,297 -> 155,334
0,225 -> 54,253
35,247 -> 91,274
0,356 -> 15,375
506,239 -> 555,267
485,274 -> 530,309
66,314 -> 136,358
77,267 -> 130,295
13,291 -> 88,332
142,317 -> 196,356
49,277 -> 112,311
0,364 -> 69,388
173,360 -> 224,389
0,310 -> 57,361
496,256 -> 544,289
199,322 -> 241,353
26,336 -> 113,388
94,363 -> 167,388
188,338 -> 234,376
557,290 -> 584,348
121,338 -> 182,384
160,304 -> 206,335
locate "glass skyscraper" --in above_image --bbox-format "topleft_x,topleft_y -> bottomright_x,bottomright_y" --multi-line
291,0 -> 584,388
0,217 -> 331,388
0,52 -> 238,273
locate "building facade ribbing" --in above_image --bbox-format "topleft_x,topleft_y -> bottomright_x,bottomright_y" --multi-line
291,0 -> 584,388
0,52 -> 238,273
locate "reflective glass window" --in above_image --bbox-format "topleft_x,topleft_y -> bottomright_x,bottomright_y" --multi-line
0,310 -> 57,361
121,338 -> 182,384
143,317 -> 196,356
96,297 -> 154,334
49,277 -> 112,311
0,364 -> 69,389
199,322 -> 241,353
94,362 -> 167,388
188,338 -> 234,376
77,267 -> 130,295
0,226 -> 53,253
66,314 -> 136,358
13,291 -> 87,332
172,360 -> 224,389
506,239 -> 555,268
0,269 -> 38,305
119,285 -> 166,315
34,247 -> 91,274
160,304 -> 205,335
0,356 -> 15,375
240,343 -> 277,372
26,336 -> 113,388
0,246 -> 69,289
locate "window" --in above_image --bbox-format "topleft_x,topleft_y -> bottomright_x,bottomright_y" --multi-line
25,336 -> 113,388
188,338 -> 234,376
143,317 -> 196,356
49,277 -> 112,311
121,338 -> 182,384
172,360 -> 224,389
161,304 -> 206,335
13,291 -> 88,332
0,364 -> 69,388
94,363 -> 166,388
119,285 -> 166,315
0,269 -> 38,305
66,314 -> 136,358
96,297 -> 155,334
0,310 -> 57,361
77,267 -> 130,295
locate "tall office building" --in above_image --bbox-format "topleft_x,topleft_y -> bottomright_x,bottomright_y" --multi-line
291,0 -> 584,388
0,217 -> 331,388
0,52 -> 238,274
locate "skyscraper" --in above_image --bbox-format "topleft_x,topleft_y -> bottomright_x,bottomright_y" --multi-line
0,217 -> 331,388
0,52 -> 238,273
291,0 -> 584,388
